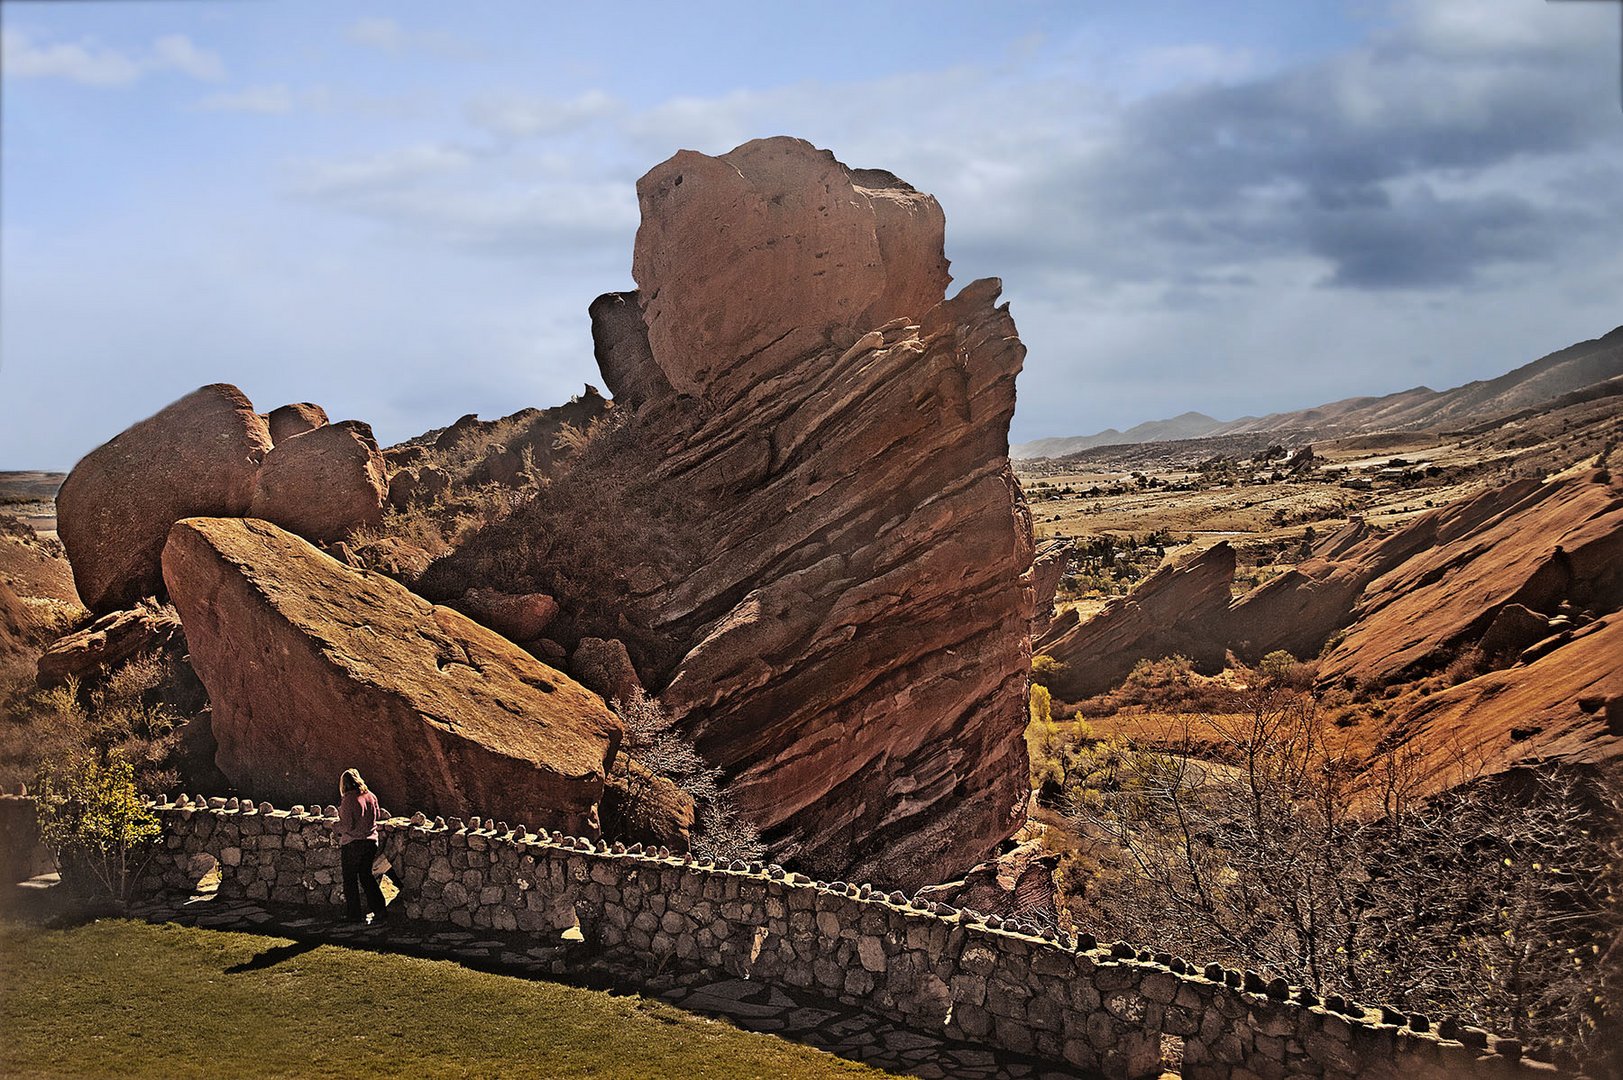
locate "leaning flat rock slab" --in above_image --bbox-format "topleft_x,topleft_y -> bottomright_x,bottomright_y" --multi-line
162,517 -> 621,833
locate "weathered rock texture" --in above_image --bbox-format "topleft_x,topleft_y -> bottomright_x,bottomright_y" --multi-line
56,384 -> 272,613
0,582 -> 33,663
161,517 -> 624,835
632,137 -> 949,403
248,421 -> 388,544
1042,543 -> 1236,701
428,138 -> 1032,889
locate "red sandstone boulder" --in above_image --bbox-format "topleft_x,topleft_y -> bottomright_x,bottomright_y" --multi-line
248,421 -> 388,545
36,603 -> 181,687
266,402 -> 329,444
632,136 -> 949,405
1024,540 -> 1070,634
162,517 -> 626,835
56,384 -> 272,613
429,142 -> 1031,890
915,839 -> 1059,920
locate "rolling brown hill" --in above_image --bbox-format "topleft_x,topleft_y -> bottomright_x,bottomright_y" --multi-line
1015,324 -> 1623,458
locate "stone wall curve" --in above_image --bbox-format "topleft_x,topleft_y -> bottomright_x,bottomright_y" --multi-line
8,793 -> 1565,1080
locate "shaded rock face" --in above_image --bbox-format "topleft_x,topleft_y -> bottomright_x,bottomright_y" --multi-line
162,517 -> 625,835
432,139 -> 1031,890
266,402 -> 329,444
1041,543 -> 1236,701
36,604 -> 181,687
451,588 -> 559,644
57,384 -> 272,613
570,637 -> 642,705
0,582 -> 32,662
248,421 -> 388,545
1024,540 -> 1070,635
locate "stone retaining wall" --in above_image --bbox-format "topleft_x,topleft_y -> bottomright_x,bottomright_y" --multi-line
117,794 -> 1564,1080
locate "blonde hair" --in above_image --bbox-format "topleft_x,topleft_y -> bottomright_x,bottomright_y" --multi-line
340,768 -> 368,797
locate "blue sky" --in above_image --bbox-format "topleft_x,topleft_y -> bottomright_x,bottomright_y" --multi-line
3,0 -> 1620,469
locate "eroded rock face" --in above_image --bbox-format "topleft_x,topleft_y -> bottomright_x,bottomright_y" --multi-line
57,384 -> 272,613
248,421 -> 388,545
431,139 -> 1031,889
0,582 -> 32,662
162,517 -> 624,835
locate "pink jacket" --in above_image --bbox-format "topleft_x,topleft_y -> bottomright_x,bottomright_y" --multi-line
336,789 -> 380,844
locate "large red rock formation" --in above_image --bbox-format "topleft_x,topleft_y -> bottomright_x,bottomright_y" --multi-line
162,517 -> 624,835
56,384 -> 272,613
248,420 -> 388,545
430,138 -> 1032,889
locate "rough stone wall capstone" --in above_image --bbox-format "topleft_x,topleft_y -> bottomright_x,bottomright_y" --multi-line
119,795 -> 1567,1080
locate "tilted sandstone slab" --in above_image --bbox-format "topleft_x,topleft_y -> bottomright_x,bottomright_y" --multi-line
430,140 -> 1031,890
162,517 -> 622,834
36,604 -> 181,687
1040,542 -> 1236,701
57,384 -> 272,613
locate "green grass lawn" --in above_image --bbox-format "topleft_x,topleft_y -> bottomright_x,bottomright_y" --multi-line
0,917 -> 893,1079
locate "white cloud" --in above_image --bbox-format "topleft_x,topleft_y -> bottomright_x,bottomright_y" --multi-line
346,17 -> 407,53
288,144 -> 475,198
1,27 -> 224,86
344,17 -> 481,61
465,91 -> 621,139
197,84 -> 295,114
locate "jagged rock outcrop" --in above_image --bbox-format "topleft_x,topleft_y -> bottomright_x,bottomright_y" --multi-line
36,604 -> 181,687
266,402 -> 329,444
248,421 -> 388,545
1041,543 -> 1236,701
56,384 -> 272,613
1388,617 -> 1621,789
1314,471 -> 1623,688
162,517 -> 625,835
429,138 -> 1032,889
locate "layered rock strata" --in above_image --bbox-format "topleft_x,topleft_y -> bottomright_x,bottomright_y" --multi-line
434,137 -> 1033,889
162,517 -> 624,834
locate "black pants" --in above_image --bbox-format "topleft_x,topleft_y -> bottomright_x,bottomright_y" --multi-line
341,839 -> 387,921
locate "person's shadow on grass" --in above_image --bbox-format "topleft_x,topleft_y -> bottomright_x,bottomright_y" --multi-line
226,940 -> 319,974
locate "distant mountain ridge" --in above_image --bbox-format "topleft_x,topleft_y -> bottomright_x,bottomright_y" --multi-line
1013,325 -> 1623,459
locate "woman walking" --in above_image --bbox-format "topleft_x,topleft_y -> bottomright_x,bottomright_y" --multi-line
335,768 -> 388,924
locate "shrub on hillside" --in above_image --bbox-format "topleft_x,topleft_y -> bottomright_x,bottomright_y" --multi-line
34,748 -> 160,901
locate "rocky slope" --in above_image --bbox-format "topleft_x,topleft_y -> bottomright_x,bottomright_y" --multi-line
163,517 -> 624,834
428,137 -> 1033,889
1040,468 -> 1623,777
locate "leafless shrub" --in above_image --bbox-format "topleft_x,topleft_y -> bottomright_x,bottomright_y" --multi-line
1062,686 -> 1619,1070
610,690 -> 762,863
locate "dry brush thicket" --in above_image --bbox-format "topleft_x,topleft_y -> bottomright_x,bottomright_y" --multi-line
1028,659 -> 1620,1074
